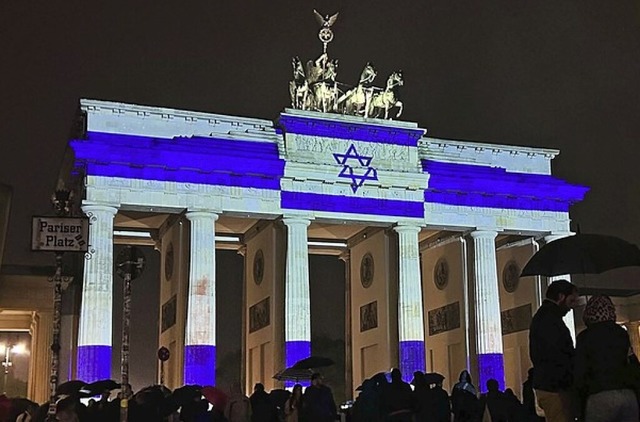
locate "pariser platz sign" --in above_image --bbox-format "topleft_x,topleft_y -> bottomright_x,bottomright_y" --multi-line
31,216 -> 89,252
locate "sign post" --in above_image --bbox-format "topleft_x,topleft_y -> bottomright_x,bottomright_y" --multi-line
157,346 -> 170,386
115,246 -> 145,422
32,190 -> 88,422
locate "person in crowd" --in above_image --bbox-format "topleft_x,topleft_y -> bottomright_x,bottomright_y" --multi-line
250,383 -> 278,422
477,379 -> 509,422
522,368 -> 545,421
383,368 -> 413,421
451,370 -> 479,422
574,294 -> 640,421
503,388 -> 525,421
284,384 -> 303,422
303,373 -> 337,422
351,378 -> 381,422
413,372 -> 449,422
529,279 -> 579,422
225,382 -> 251,422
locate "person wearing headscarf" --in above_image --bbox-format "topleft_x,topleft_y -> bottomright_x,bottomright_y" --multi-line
451,370 -> 479,422
574,294 -> 640,421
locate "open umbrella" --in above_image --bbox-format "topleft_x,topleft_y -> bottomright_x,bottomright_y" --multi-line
201,386 -> 228,410
521,234 -> 640,277
273,367 -> 314,382
79,379 -> 121,396
424,372 -> 445,385
292,356 -> 335,369
56,380 -> 87,396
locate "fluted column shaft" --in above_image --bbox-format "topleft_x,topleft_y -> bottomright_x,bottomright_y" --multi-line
77,204 -> 118,382
184,211 -> 218,386
394,225 -> 425,380
544,234 -> 577,344
470,230 -> 505,392
283,218 -> 312,373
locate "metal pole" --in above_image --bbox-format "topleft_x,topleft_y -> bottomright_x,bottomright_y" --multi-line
120,271 -> 132,422
46,253 -> 64,422
160,360 -> 165,386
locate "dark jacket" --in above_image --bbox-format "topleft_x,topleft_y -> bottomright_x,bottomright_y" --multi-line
574,320 -> 634,399
303,384 -> 337,422
529,299 -> 575,391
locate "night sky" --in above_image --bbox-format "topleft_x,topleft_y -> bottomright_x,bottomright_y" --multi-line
1,1 -> 640,390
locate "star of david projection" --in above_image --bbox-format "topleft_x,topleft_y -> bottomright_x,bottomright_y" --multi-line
333,144 -> 378,193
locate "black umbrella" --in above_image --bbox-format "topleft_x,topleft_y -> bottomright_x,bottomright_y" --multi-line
273,367 -> 314,382
292,356 -> 335,369
520,234 -> 640,277
424,372 -> 445,385
56,380 -> 87,396
79,379 -> 121,396
269,389 -> 291,409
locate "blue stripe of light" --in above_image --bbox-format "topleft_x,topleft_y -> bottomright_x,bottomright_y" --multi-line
77,345 -> 111,383
184,345 -> 216,386
423,160 -> 589,212
399,340 -> 426,383
285,341 -> 311,387
281,191 -> 424,218
278,114 -> 424,147
70,132 -> 285,190
477,353 -> 505,393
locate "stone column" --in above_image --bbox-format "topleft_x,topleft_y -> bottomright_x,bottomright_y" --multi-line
184,211 -> 218,386
29,311 -> 53,404
470,230 -> 505,392
394,224 -> 426,381
77,204 -> 118,382
544,234 -> 576,344
626,322 -> 640,357
339,251 -> 353,396
283,217 -> 312,372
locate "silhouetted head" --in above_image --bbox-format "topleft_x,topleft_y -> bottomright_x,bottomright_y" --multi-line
458,370 -> 472,384
391,368 -> 402,383
254,383 -> 265,393
311,373 -> 324,386
486,379 -> 500,392
583,295 -> 616,326
546,279 -> 579,314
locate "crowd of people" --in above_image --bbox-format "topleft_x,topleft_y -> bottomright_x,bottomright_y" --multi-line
2,279 -> 640,422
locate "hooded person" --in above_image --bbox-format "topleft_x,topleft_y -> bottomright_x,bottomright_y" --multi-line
574,294 -> 640,422
451,370 -> 479,422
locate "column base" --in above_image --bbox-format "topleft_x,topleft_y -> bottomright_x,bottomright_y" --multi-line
184,345 -> 216,386
77,345 -> 111,383
399,340 -> 425,382
477,353 -> 505,392
285,341 -> 311,387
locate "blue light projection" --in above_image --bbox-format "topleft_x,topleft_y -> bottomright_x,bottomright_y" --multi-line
285,340 -> 311,387
333,144 -> 378,193
477,353 -> 505,393
77,345 -> 111,383
184,345 -> 216,386
278,114 -> 424,146
71,132 -> 285,190
399,340 -> 426,383
422,160 -> 589,212
281,191 -> 424,218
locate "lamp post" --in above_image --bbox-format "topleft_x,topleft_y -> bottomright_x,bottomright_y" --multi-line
115,246 -> 145,422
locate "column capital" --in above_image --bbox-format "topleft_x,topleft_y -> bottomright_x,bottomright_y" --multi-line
544,232 -> 573,244
81,203 -> 119,216
282,216 -> 312,227
393,224 -> 421,234
186,210 -> 220,221
469,229 -> 498,240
